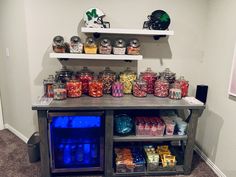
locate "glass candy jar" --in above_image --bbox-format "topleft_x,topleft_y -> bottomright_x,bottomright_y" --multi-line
55,66 -> 73,83
70,36 -> 83,53
159,68 -> 176,84
169,82 -> 182,100
66,79 -> 82,98
98,67 -> 116,94
154,77 -> 169,97
99,38 -> 112,54
178,76 -> 189,97
84,37 -> 97,54
76,67 -> 94,94
43,75 -> 55,98
53,83 -> 67,100
112,81 -> 124,97
133,78 -> 148,97
119,67 -> 137,94
113,38 -> 126,55
127,39 -> 141,55
140,67 -> 158,94
89,78 -> 103,97
52,36 -> 69,53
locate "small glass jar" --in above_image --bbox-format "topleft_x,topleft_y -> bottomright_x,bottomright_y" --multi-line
52,36 -> 66,53
89,78 -> 103,97
98,67 -> 116,94
43,75 -> 55,98
119,67 -> 137,94
53,83 -> 67,100
70,36 -> 83,53
178,76 -> 189,97
76,67 -> 94,94
159,68 -> 176,84
66,79 -> 82,98
55,66 -> 74,83
154,77 -> 169,97
112,81 -> 124,97
140,67 -> 158,94
84,37 -> 97,54
113,38 -> 126,55
169,81 -> 182,100
127,39 -> 141,55
133,78 -> 147,97
99,38 -> 112,54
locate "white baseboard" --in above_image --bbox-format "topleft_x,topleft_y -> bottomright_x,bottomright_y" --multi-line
4,124 -> 28,143
194,145 -> 226,177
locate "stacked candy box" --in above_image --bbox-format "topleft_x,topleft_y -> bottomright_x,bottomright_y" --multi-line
144,145 -> 159,171
135,117 -> 165,136
157,145 -> 177,169
115,147 -> 146,173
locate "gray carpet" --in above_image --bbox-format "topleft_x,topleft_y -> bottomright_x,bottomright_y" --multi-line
0,129 -> 217,177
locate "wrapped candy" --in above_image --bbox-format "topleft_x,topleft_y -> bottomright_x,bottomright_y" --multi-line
154,77 -> 169,97
113,38 -> 126,55
52,36 -> 69,53
99,38 -> 112,54
84,37 -> 97,54
55,66 -> 73,83
88,78 -> 103,97
159,68 -> 176,84
169,82 -> 182,100
98,67 -> 116,94
178,76 -> 189,97
53,83 -> 67,100
43,75 -> 55,98
132,79 -> 147,97
70,36 -> 83,53
112,81 -> 124,97
119,67 -> 137,94
76,67 -> 94,94
114,114 -> 134,136
66,79 -> 82,98
140,67 -> 158,94
127,39 -> 141,55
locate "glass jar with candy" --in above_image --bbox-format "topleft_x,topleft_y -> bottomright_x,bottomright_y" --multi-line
119,67 -> 137,94
159,68 -> 176,84
66,79 -> 82,98
132,78 -> 148,97
154,77 -> 169,97
76,67 -> 94,94
53,82 -> 67,100
127,39 -> 141,55
98,67 -> 116,94
55,66 -> 74,83
84,37 -> 97,54
169,81 -> 182,100
178,76 -> 189,97
69,36 -> 83,53
43,75 -> 55,98
88,78 -> 103,97
99,38 -> 112,54
52,36 -> 69,53
112,81 -> 124,97
140,67 -> 158,94
113,38 -> 126,55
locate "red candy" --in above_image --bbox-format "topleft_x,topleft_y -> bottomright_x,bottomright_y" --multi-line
133,79 -> 147,97
140,68 -> 157,94
178,76 -> 189,97
154,78 -> 169,97
66,80 -> 82,98
89,80 -> 103,97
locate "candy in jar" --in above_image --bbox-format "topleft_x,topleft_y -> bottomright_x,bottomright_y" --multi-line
140,67 -> 158,94
55,66 -> 74,83
98,67 -> 116,94
76,67 -> 94,94
113,38 -> 126,55
66,79 -> 82,98
52,36 -> 69,53
169,82 -> 182,100
88,78 -> 103,97
154,77 -> 169,97
178,76 -> 189,97
84,37 -> 97,54
159,68 -> 176,84
99,38 -> 112,54
127,39 -> 141,55
70,36 -> 83,53
53,83 -> 67,100
43,75 -> 55,98
112,81 -> 124,97
119,67 -> 137,94
133,79 -> 147,97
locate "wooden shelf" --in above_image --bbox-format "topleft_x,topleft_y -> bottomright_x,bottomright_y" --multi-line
49,53 -> 143,60
81,27 -> 174,36
113,135 -> 187,142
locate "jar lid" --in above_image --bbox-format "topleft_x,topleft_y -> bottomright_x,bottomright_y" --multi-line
100,38 -> 111,47
53,36 -> 64,46
134,78 -> 147,85
140,67 -> 157,76
99,67 -> 116,76
70,36 -> 81,43
77,66 -> 94,75
121,67 -> 136,75
85,37 -> 96,45
56,66 -> 74,77
114,38 -> 126,48
54,82 -> 66,88
129,39 -> 140,48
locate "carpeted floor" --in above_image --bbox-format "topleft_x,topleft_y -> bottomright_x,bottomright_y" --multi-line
0,129 -> 217,177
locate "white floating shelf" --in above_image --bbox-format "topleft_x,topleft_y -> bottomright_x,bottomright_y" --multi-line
81,27 -> 174,36
50,53 -> 143,60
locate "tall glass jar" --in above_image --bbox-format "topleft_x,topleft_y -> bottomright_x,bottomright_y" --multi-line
43,75 -> 55,98
84,37 -> 97,54
99,38 -> 112,54
140,67 -> 158,94
53,83 -> 67,100
66,79 -> 82,98
169,81 -> 182,100
159,68 -> 176,84
70,36 -> 83,53
76,67 -> 94,94
113,38 -> 126,55
55,66 -> 74,83
52,36 -> 66,53
89,78 -> 103,97
127,39 -> 141,55
119,67 -> 137,94
154,77 -> 169,97
178,76 -> 189,97
112,81 -> 124,97
133,78 -> 147,97
98,67 -> 116,94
